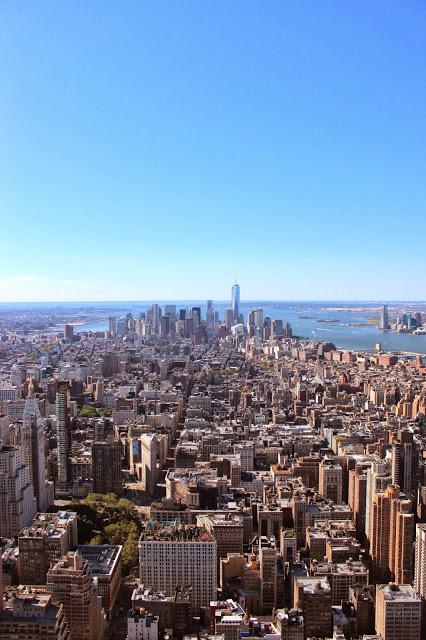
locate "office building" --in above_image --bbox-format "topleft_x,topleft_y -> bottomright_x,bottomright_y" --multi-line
0,591 -> 69,640
164,304 -> 176,318
9,363 -> 22,387
271,319 -> 284,338
312,559 -> 368,606
108,316 -> 117,337
380,305 -> 390,330
375,584 -> 421,640
414,523 -> 426,619
56,382 -> 72,492
140,434 -> 158,496
64,324 -> 74,341
21,382 -> 52,512
348,461 -> 369,541
349,585 -> 375,637
94,380 -> 104,404
231,283 -> 240,322
139,524 -> 217,610
150,304 -> 162,333
224,308 -> 234,330
259,537 -> 277,612
293,576 -> 331,639
92,441 -> 122,495
131,585 -> 192,637
196,514 -> 244,563
319,458 -> 343,504
18,511 -> 78,585
365,460 -> 392,547
275,609 -> 304,640
101,352 -> 119,378
391,428 -> 418,494
116,317 -> 126,337
77,545 -> 122,612
19,511 -> 78,585
0,443 -> 36,537
160,315 -> 171,336
47,551 -> 106,640
206,299 -> 215,325
370,484 -> 414,583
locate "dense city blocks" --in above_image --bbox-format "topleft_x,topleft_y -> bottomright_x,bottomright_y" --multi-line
1,292 -> 426,640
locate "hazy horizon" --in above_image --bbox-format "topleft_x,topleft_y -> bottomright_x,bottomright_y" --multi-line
1,298 -> 426,307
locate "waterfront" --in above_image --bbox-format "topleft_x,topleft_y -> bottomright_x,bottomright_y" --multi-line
66,301 -> 426,355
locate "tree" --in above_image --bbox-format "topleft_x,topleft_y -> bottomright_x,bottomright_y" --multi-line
79,405 -> 99,418
70,493 -> 142,574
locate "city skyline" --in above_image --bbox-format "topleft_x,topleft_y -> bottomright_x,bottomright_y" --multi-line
1,1 -> 426,302
2,3 -> 426,639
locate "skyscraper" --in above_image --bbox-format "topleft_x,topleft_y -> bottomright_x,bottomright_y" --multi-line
21,381 -> 52,512
92,441 -> 122,495
414,523 -> 426,621
47,551 -> 106,640
56,382 -> 72,493
370,484 -> 414,583
224,308 -> 234,330
380,304 -> 390,330
206,300 -> 215,326
391,428 -> 418,495
231,283 -> 240,322
140,434 -> 158,496
108,316 -> 117,337
0,443 -> 37,537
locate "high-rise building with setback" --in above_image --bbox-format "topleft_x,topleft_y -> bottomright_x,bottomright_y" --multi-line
19,511 -> 78,585
77,545 -> 122,613
47,551 -> 106,640
0,591 -> 70,640
21,382 -> 52,512
0,443 -> 36,538
370,484 -> 414,583
365,459 -> 392,548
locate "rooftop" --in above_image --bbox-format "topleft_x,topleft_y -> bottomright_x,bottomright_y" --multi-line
139,524 -> 215,543
76,544 -> 122,575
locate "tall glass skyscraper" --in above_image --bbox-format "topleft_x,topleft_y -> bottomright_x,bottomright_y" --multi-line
231,283 -> 240,321
380,304 -> 390,330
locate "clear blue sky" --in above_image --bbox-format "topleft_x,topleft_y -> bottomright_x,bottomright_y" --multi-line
1,1 -> 425,302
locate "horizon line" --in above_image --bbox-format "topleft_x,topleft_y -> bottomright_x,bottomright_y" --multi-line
1,298 -> 426,305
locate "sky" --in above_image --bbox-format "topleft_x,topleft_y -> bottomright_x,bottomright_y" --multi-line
1,1 -> 425,302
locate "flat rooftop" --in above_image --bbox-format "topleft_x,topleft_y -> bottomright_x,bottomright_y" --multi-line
139,524 -> 215,543
77,544 -> 122,575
